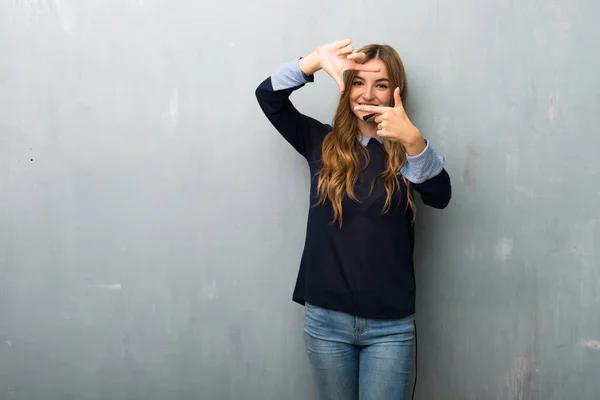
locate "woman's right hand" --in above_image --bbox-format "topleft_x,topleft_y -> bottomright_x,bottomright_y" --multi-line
300,39 -> 381,94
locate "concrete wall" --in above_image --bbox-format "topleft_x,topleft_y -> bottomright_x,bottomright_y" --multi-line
1,0 -> 599,399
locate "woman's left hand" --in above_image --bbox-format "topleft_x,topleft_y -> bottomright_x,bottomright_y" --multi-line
354,88 -> 426,155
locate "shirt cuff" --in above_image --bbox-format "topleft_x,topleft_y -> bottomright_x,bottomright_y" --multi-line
400,139 -> 445,184
271,58 -> 314,91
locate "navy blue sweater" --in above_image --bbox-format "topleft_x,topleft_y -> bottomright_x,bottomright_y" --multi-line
255,59 -> 451,319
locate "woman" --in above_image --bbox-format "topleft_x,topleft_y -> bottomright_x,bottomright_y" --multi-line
255,39 -> 451,400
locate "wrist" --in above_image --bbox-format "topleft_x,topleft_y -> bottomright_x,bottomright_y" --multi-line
403,130 -> 426,156
299,51 -> 321,76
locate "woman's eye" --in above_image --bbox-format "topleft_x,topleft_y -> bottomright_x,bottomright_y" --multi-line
353,81 -> 363,86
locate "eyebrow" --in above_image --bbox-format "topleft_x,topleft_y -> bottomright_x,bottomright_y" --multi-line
354,76 -> 390,83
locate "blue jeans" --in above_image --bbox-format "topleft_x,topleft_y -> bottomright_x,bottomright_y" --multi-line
303,302 -> 415,400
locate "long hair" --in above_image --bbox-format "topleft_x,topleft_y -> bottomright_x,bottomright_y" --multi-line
315,44 -> 415,227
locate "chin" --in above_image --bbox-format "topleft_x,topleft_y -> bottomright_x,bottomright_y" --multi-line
352,111 -> 367,122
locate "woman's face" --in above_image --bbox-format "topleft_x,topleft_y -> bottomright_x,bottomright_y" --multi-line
348,58 -> 392,121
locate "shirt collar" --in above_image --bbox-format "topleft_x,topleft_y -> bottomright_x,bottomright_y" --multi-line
357,136 -> 384,146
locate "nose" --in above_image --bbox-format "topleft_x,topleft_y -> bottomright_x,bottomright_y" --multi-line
362,84 -> 375,101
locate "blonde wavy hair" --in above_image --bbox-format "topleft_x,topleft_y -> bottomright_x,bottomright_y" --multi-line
315,44 -> 415,227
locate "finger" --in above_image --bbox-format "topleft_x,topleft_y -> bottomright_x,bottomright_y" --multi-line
374,114 -> 384,124
354,105 -> 390,114
335,38 -> 352,49
393,87 -> 404,110
338,44 -> 354,56
377,120 -> 389,130
347,52 -> 366,61
334,74 -> 345,94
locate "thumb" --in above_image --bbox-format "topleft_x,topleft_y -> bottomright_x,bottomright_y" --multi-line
393,87 -> 403,109
335,73 -> 345,94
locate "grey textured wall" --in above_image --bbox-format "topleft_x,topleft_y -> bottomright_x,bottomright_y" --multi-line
1,1 -> 599,399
